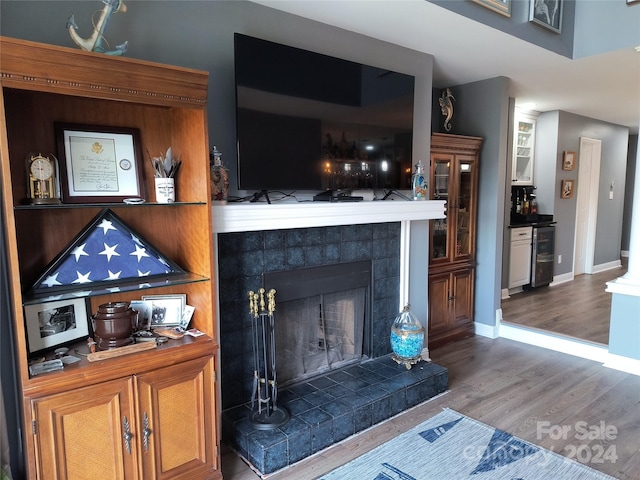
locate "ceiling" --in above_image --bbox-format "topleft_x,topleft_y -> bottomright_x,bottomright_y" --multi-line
253,0 -> 640,134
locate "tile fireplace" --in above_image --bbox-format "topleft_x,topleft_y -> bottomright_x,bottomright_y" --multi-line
213,201 -> 448,475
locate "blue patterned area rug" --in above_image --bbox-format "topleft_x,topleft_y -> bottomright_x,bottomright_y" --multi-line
319,409 -> 616,480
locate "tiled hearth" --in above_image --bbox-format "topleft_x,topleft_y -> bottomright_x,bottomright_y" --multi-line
221,356 -> 448,475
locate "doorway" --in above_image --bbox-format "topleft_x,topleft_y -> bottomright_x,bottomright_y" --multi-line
574,137 -> 601,275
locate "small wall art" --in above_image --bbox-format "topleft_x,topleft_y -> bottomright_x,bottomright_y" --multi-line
562,151 -> 576,171
529,0 -> 563,33
561,179 -> 574,199
472,0 -> 511,17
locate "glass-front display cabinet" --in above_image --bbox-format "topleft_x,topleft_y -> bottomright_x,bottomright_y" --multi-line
512,110 -> 537,186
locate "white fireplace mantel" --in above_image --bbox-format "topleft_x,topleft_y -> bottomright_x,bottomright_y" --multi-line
212,200 -> 446,233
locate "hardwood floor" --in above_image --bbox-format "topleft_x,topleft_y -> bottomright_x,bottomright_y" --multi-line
501,263 -> 627,345
221,336 -> 640,480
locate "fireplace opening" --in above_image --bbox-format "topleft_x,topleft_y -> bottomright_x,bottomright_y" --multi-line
265,260 -> 371,386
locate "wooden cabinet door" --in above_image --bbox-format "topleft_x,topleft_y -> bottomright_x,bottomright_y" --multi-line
136,356 -> 217,480
451,268 -> 474,329
31,378 -> 138,480
428,268 -> 475,349
428,271 -> 452,337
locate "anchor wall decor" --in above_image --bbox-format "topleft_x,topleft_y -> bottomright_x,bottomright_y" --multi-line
66,0 -> 128,56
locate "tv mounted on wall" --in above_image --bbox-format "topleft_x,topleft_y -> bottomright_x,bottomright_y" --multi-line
234,33 -> 416,197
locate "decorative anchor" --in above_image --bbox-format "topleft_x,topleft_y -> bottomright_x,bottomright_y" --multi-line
439,87 -> 456,132
66,0 -> 129,56
248,288 -> 289,430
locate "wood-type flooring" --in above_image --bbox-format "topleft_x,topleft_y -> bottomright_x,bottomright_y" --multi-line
501,264 -> 627,345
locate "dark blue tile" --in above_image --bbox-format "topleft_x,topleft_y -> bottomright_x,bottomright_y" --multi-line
332,412 -> 355,442
323,226 -> 342,243
298,407 -> 332,427
277,389 -> 300,404
288,382 -> 318,397
342,377 -> 372,392
264,249 -> 286,272
371,395 -> 392,425
286,247 -> 305,268
279,416 -> 309,436
247,429 -> 288,474
307,376 -> 338,390
306,228 -> 323,245
353,404 -> 373,432
303,390 -> 335,407
284,397 -> 314,416
359,384 -> 389,401
287,428 -> 312,464
340,393 -> 371,409
286,230 -> 305,247
310,420 -> 334,453
325,370 -> 353,383
324,383 -> 354,399
389,390 -> 407,415
264,230 -> 286,249
318,399 -> 353,417
305,245 -> 323,265
323,243 -> 341,263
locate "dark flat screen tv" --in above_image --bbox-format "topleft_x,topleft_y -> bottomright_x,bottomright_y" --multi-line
234,33 -> 415,193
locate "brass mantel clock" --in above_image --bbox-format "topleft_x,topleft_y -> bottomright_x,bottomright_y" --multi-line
26,153 -> 61,204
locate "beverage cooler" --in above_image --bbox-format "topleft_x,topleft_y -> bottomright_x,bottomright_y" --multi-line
531,225 -> 555,287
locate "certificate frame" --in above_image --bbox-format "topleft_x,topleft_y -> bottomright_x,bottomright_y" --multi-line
56,123 -> 145,203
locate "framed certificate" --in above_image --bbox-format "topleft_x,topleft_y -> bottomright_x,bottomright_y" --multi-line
56,123 -> 145,203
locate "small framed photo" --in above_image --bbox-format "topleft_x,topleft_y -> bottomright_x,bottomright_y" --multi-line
142,294 -> 186,327
130,300 -> 152,331
472,0 -> 511,17
561,179 -> 574,199
562,151 -> 576,171
529,0 -> 563,33
24,298 -> 91,356
56,123 -> 145,203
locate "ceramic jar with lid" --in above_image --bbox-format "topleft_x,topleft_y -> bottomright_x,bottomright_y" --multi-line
92,302 -> 137,350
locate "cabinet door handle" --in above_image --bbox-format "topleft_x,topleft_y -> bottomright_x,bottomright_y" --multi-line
143,412 -> 153,452
123,416 -> 133,455
448,295 -> 456,301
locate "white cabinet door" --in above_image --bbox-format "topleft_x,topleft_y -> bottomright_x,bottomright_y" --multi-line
509,227 -> 532,288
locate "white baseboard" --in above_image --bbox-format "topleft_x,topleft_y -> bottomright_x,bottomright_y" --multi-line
592,260 -> 623,274
550,271 -> 573,286
501,288 -> 510,300
475,313 -> 500,339
498,322 -> 640,377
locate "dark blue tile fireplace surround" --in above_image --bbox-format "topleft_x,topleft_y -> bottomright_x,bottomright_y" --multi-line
218,223 -> 448,476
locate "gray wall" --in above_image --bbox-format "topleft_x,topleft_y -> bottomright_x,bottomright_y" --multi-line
524,111 -> 629,278
441,78 -> 511,327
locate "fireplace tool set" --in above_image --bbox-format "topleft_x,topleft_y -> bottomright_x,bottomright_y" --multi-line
248,288 -> 290,429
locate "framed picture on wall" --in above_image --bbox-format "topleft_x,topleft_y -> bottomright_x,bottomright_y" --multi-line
562,151 -> 576,170
529,0 -> 563,33
472,0 -> 511,17
561,179 -> 574,199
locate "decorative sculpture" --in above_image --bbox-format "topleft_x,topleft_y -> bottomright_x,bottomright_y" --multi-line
438,88 -> 456,132
67,0 -> 128,56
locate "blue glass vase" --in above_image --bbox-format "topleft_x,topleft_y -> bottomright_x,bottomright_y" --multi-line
390,304 -> 424,369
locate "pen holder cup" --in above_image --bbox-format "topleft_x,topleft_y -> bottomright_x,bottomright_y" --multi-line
155,177 -> 175,203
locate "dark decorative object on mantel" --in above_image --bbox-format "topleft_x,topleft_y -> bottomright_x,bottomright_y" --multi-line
438,88 -> 455,132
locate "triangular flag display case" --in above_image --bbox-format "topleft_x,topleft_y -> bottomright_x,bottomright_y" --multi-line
29,208 -> 187,299
0,37 -> 222,479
